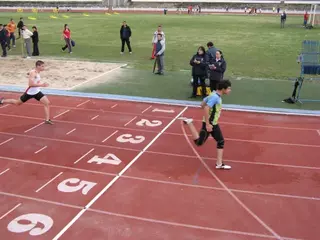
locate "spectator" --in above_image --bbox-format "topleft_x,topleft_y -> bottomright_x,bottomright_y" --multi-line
0,24 -> 7,57
208,50 -> 226,91
120,21 -> 132,54
7,19 -> 16,48
61,24 -> 72,53
151,25 -> 165,59
22,25 -> 33,58
154,33 -> 165,75
280,11 -> 286,28
31,26 -> 39,56
303,11 -> 309,27
17,17 -> 23,39
189,46 -> 207,98
206,41 -> 218,63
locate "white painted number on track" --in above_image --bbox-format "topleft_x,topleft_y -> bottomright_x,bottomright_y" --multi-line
136,119 -> 162,127
57,178 -> 97,195
116,134 -> 145,144
7,213 -> 53,236
152,108 -> 175,113
88,153 -> 121,165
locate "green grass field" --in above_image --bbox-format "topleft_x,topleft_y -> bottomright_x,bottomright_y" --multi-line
1,12 -> 320,110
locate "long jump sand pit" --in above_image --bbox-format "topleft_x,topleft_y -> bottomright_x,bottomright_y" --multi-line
0,57 -> 126,90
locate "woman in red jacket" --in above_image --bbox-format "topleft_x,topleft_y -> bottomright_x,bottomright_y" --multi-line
61,24 -> 72,53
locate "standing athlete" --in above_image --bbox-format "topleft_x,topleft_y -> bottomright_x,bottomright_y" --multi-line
182,80 -> 232,169
0,60 -> 53,124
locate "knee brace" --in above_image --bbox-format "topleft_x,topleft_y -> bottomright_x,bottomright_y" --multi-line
217,139 -> 224,149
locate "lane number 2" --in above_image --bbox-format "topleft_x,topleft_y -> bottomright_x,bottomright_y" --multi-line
136,119 -> 162,127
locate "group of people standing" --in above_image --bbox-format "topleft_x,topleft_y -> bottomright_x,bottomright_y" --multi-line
189,41 -> 226,98
0,18 -> 39,58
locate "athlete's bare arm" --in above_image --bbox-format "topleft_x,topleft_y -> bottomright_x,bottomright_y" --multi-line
28,70 -> 49,87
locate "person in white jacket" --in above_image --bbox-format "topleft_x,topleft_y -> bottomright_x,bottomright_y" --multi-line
151,25 -> 165,59
21,25 -> 33,58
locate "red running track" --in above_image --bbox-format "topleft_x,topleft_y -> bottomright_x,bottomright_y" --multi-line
0,91 -> 319,240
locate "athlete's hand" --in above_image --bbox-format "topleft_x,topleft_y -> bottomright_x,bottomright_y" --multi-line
207,124 -> 213,133
42,82 -> 49,87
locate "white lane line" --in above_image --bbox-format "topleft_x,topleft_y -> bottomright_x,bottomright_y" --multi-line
181,122 -> 283,239
102,130 -> 118,143
51,106 -> 188,240
34,146 -> 47,154
74,148 -> 95,164
317,130 -> 320,136
66,128 -> 76,135
76,100 -> 90,107
24,122 -> 44,133
53,110 -> 70,119
35,172 -> 64,193
91,115 -> 99,120
0,137 -> 14,146
141,105 -> 152,113
0,168 -> 10,176
0,203 -> 22,220
111,104 -> 117,109
124,116 -> 137,127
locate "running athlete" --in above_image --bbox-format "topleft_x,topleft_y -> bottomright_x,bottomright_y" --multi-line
0,60 -> 53,124
182,80 -> 232,169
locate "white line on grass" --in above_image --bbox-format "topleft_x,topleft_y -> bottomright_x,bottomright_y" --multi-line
35,172 -> 63,193
51,106 -> 188,240
69,64 -> 127,90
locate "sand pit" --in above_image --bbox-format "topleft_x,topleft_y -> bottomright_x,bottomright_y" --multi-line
0,57 -> 126,90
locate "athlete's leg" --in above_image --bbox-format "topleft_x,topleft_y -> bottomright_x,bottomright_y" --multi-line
182,119 -> 209,146
0,98 -> 23,105
38,94 -> 52,124
211,124 -> 231,169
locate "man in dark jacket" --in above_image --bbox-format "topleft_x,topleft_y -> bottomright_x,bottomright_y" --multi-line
120,21 -> 132,54
189,46 -> 207,98
17,17 -> 23,39
0,24 -> 7,57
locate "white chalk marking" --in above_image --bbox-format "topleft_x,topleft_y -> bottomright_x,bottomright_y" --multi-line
124,116 -> 137,127
102,130 -> 118,143
111,104 -> 117,108
69,64 -> 127,90
181,122 -> 283,239
0,104 -> 9,109
317,130 -> 320,136
66,128 -> 76,135
35,172 -> 63,193
53,110 -> 70,119
141,105 -> 152,113
0,137 -> 14,146
51,106 -> 188,240
76,100 -> 90,107
34,146 -> 47,154
73,148 -> 95,164
91,115 -> 99,120
24,122 -> 44,133
0,168 -> 10,176
0,203 -> 21,220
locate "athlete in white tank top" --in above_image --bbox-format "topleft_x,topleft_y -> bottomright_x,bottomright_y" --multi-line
26,70 -> 41,95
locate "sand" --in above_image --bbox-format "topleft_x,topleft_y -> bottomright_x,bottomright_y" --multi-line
0,56 -> 126,90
